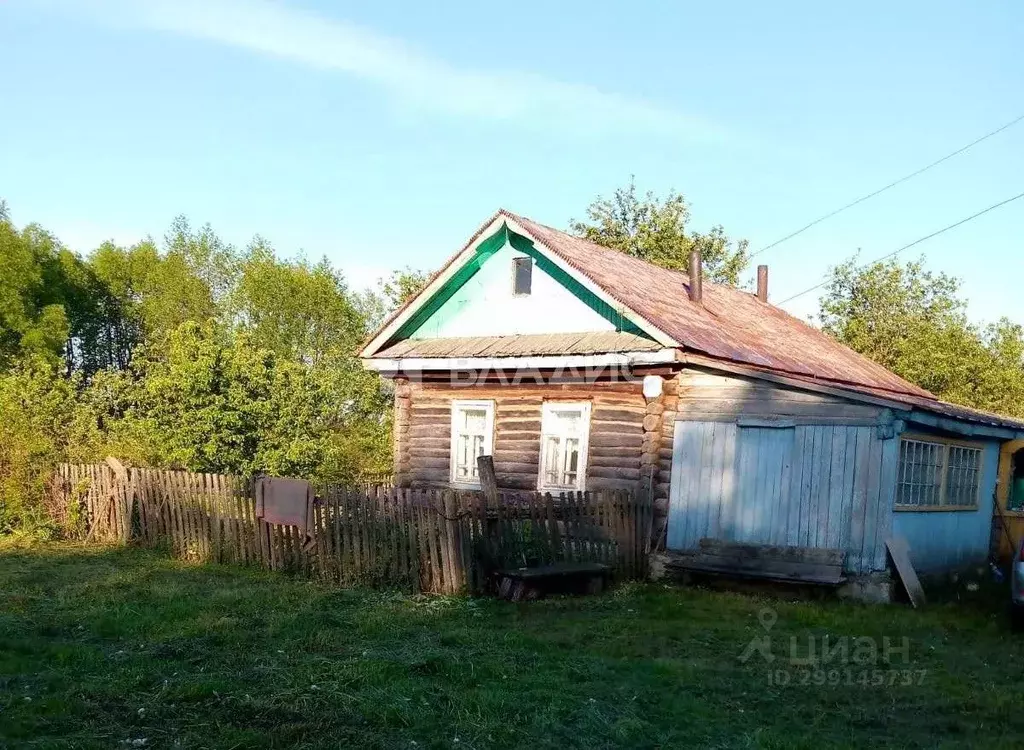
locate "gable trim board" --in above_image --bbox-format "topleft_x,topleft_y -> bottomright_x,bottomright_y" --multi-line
361,216 -> 678,358
410,242 -> 622,339
365,348 -> 679,374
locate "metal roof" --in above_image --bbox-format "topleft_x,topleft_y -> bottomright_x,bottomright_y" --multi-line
363,209 -> 1024,434
375,331 -> 662,358
508,211 -> 932,400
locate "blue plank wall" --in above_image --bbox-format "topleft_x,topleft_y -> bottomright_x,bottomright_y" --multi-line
891,440 -> 999,573
667,421 -> 898,573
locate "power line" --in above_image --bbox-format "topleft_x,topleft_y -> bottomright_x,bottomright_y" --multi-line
775,189 -> 1024,306
749,112 -> 1024,260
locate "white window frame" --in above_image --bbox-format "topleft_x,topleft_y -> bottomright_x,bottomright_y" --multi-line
449,400 -> 495,488
537,401 -> 592,492
894,433 -> 983,511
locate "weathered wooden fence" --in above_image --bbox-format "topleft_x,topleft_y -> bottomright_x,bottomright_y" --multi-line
50,462 -> 654,594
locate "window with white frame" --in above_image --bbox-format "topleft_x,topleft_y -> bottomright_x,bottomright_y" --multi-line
895,436 -> 983,510
450,400 -> 494,486
538,401 -> 591,491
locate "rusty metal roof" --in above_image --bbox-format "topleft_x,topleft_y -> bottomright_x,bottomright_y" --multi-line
376,331 -> 662,358
726,359 -> 1024,432
506,211 -> 933,400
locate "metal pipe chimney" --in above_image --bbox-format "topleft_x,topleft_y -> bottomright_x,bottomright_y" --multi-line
688,249 -> 703,304
757,265 -> 769,303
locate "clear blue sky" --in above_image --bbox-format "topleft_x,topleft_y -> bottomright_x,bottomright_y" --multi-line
2,1 -> 1022,324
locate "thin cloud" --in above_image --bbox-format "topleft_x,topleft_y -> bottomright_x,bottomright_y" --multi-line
69,0 -> 720,138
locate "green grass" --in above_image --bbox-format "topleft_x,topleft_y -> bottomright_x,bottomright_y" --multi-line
2,543 -> 1023,749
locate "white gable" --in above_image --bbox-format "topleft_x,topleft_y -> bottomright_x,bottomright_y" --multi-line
412,242 -> 617,339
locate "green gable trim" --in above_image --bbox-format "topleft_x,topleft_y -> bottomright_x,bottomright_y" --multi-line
391,223 -> 650,343
506,232 -> 646,337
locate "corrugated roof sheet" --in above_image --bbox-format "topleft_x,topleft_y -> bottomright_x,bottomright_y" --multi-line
506,211 -> 932,400
376,331 -> 662,358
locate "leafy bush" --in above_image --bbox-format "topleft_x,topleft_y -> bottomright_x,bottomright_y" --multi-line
0,361 -> 103,536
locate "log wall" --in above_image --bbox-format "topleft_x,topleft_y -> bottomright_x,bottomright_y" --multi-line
398,379 -> 650,494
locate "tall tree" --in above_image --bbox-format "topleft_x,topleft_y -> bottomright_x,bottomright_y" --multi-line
818,256 -> 1024,415
357,267 -> 431,332
569,179 -> 749,285
0,218 -> 77,371
231,239 -> 365,366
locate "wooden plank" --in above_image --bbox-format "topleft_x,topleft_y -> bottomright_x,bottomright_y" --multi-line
671,558 -> 845,585
477,455 -> 499,507
805,426 -> 825,548
665,421 -> 688,549
872,438 -> 900,570
861,433 -> 884,572
435,491 -> 452,592
774,429 -> 795,547
757,430 -> 777,545
332,488 -> 343,582
339,488 -> 352,583
795,427 -> 814,547
817,425 -> 839,550
370,486 -> 381,581
388,488 -> 401,586
626,491 -> 634,573
408,489 -> 422,592
413,491 -> 428,591
751,427 -> 772,543
224,475 -> 236,565
675,423 -> 699,549
355,488 -> 367,580
697,538 -> 846,566
166,471 -> 181,556
849,427 -> 872,573
183,470 -> 197,559
428,490 -> 443,592
886,536 -> 926,607
313,494 -> 327,581
837,427 -> 858,552
498,561 -> 611,579
444,490 -> 462,592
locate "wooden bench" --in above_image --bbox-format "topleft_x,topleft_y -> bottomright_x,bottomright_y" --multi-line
495,562 -> 612,601
659,538 -> 847,587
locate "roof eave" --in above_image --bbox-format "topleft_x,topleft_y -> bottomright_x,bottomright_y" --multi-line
362,348 -> 679,375
904,409 -> 1024,440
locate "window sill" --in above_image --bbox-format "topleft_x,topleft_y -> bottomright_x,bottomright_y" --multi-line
893,505 -> 979,513
450,481 -> 483,491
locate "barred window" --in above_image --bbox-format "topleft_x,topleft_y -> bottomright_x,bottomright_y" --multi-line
895,437 -> 982,510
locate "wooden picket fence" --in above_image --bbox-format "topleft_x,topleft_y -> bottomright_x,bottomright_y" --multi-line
50,462 -> 654,594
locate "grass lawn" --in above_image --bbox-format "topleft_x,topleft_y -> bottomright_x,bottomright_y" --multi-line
2,543 -> 1023,749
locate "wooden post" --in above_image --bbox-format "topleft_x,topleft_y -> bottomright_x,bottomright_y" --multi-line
477,455 -> 500,563
477,455 -> 499,506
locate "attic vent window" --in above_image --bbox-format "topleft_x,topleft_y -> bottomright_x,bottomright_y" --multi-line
512,256 -> 532,296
